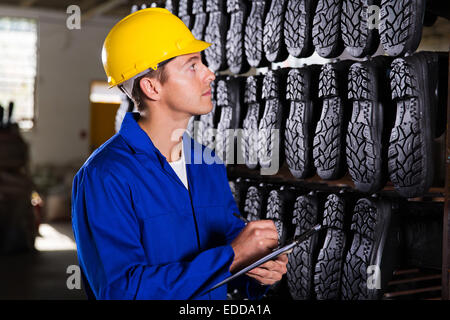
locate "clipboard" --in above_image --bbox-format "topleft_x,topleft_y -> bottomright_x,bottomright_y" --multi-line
205,224 -> 322,294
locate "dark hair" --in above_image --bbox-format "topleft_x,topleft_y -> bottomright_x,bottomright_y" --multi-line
131,64 -> 169,112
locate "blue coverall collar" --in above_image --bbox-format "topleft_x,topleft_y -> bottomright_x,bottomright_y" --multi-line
118,112 -> 168,166
118,112 -> 203,170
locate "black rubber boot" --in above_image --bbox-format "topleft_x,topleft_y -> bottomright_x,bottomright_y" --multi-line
215,76 -> 246,165
244,0 -> 271,68
287,191 -> 322,300
345,55 -> 394,194
285,64 -> 321,179
229,177 -> 253,215
179,0 -> 193,29
243,182 -> 272,221
313,193 -> 347,300
165,0 -> 179,15
258,68 -> 290,172
379,0 -> 426,56
264,185 -> 297,298
198,80 -> 217,149
387,51 -> 443,198
204,0 -> 228,72
242,75 -> 264,170
341,0 -> 380,58
263,0 -> 290,63
313,60 -> 353,180
341,196 -> 401,300
283,0 -> 318,58
312,0 -> 345,58
226,0 -> 251,74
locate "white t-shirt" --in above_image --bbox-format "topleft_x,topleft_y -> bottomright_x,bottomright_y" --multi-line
168,141 -> 188,190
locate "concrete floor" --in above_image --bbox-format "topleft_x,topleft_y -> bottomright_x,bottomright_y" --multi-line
0,221 -> 87,300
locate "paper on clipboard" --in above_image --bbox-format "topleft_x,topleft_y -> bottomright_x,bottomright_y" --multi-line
205,224 -> 322,294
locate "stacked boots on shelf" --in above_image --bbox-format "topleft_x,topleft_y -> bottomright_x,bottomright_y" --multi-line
226,0 -> 251,74
263,0 -> 290,63
313,60 -> 353,180
341,196 -> 401,300
264,185 -> 296,298
191,0 -> 208,44
287,191 -> 322,300
284,65 -> 321,179
312,0 -> 344,58
341,0 -> 380,58
215,76 -> 246,165
197,79 -> 218,149
165,0 -> 179,15
345,55 -> 395,194
229,177 -> 253,215
241,75 -> 264,170
379,0 -> 426,57
313,193 -> 348,300
244,0 -> 271,68
258,68 -> 290,172
283,0 -> 318,58
179,0 -> 193,29
204,0 -> 228,72
243,182 -> 272,221
388,51 -> 448,198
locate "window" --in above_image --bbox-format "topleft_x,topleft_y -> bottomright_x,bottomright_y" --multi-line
0,17 -> 37,130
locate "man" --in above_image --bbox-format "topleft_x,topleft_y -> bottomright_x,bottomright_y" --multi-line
71,7 -> 288,300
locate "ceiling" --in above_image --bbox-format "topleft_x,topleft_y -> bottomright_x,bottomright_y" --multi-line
0,0 -> 167,18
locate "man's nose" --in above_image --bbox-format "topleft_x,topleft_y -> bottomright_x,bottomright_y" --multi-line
204,65 -> 216,83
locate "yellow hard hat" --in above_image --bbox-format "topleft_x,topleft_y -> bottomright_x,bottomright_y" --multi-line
102,7 -> 211,88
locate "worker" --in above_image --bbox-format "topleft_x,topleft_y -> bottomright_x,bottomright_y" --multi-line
71,8 -> 288,300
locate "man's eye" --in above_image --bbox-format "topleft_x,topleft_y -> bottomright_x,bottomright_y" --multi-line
190,63 -> 196,70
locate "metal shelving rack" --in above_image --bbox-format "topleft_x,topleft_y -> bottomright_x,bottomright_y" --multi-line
222,51 -> 450,301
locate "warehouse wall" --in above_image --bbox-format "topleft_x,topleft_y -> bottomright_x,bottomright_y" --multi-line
0,5 -> 120,171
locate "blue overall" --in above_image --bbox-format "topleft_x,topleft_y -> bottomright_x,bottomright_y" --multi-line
71,112 -> 266,299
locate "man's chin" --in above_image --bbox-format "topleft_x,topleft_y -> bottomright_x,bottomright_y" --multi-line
194,103 -> 213,116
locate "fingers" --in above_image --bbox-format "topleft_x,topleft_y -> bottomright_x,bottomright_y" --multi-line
245,254 -> 289,285
259,258 -> 288,274
247,220 -> 279,249
246,267 -> 283,283
275,254 -> 288,264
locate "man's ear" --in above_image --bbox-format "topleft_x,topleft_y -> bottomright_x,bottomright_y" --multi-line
139,77 -> 161,101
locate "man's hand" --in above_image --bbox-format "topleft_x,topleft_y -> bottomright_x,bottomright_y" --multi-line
245,254 -> 288,285
229,220 -> 288,284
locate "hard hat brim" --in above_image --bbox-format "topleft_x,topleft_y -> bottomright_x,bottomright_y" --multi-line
109,39 -> 212,88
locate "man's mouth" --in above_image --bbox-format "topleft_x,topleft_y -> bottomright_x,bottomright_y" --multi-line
202,90 -> 211,96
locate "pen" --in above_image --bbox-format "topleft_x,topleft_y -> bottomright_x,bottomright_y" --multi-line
233,212 -> 249,224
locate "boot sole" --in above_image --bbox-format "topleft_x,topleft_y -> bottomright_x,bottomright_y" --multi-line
312,0 -> 344,58
379,0 -> 425,56
263,0 -> 290,63
287,193 -> 320,300
341,198 -> 392,300
388,53 -> 436,198
244,0 -> 271,68
346,61 -> 384,193
341,0 -> 380,58
313,62 -> 347,180
226,1 -> 250,74
284,0 -> 317,58
314,194 -> 346,300
285,67 -> 317,179
242,75 -> 263,169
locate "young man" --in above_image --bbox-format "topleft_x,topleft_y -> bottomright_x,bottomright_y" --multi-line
71,8 -> 288,300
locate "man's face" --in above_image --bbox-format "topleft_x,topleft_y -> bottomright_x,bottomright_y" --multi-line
159,52 -> 216,116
